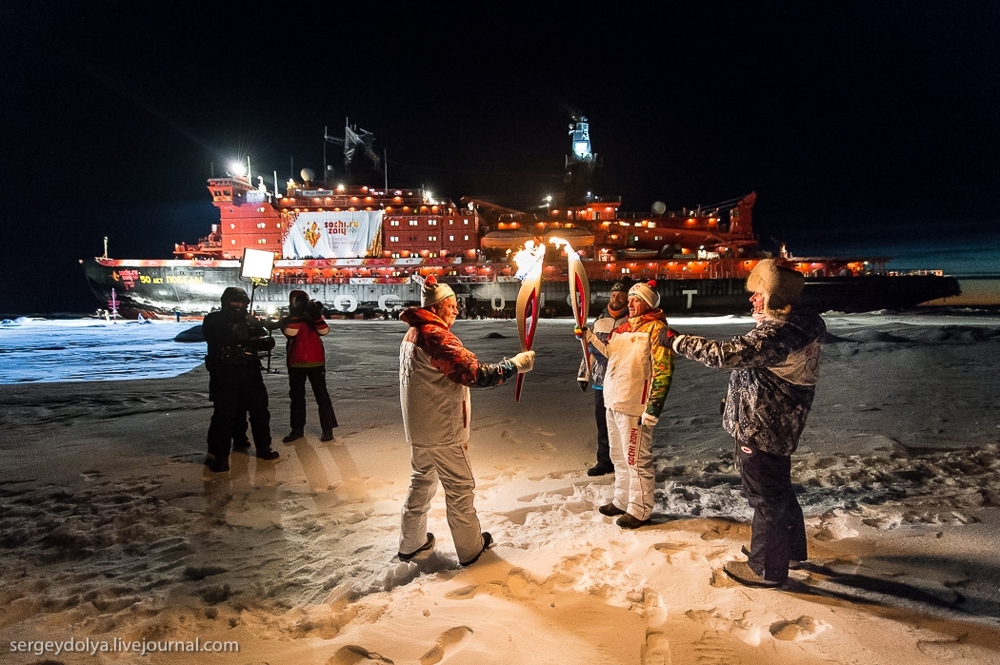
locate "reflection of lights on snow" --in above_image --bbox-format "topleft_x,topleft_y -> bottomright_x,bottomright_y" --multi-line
512,241 -> 545,281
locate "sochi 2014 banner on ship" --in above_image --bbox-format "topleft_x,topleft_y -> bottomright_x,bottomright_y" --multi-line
283,211 -> 383,259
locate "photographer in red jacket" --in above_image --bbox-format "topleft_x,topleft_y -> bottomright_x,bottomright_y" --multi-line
279,290 -> 338,442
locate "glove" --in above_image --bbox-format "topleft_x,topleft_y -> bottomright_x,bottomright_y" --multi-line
510,350 -> 535,373
640,412 -> 659,428
306,299 -> 324,320
573,325 -> 588,341
578,380 -> 589,392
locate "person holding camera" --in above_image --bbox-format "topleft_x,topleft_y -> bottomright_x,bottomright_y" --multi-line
202,287 -> 279,472
279,290 -> 338,443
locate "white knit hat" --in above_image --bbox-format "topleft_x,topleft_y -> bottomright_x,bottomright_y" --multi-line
420,275 -> 456,307
628,280 -> 660,308
746,259 -> 805,316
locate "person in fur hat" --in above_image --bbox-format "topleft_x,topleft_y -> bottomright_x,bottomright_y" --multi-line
397,275 -> 536,566
578,280 -> 675,529
670,259 -> 825,588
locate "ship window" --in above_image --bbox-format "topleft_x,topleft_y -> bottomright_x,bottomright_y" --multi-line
449,220 -> 454,225
409,220 -> 418,226
428,235 -> 437,241
390,220 -> 399,226
464,235 -> 469,241
449,235 -> 454,241
230,224 -> 236,229
231,240 -> 236,245
464,219 -> 469,224
389,236 -> 399,242
429,220 -> 437,225
224,190 -> 231,196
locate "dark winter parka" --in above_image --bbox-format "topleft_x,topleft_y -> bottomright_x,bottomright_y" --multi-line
672,308 -> 826,455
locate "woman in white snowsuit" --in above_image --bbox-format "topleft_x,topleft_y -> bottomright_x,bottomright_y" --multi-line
398,276 -> 535,565
583,280 -> 674,529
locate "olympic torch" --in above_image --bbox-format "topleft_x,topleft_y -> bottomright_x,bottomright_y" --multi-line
512,241 -> 545,402
550,237 -> 591,380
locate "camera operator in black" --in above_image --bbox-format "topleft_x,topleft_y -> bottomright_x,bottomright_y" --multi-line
202,287 -> 279,472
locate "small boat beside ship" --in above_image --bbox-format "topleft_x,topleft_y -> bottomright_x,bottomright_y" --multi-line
80,118 -> 960,318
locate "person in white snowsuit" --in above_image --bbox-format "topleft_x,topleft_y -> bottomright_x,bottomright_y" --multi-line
671,260 -> 825,587
398,276 -> 535,565
581,280 -> 674,529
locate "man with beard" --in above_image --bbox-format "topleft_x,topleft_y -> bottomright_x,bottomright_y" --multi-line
202,287 -> 279,472
577,281 -> 630,476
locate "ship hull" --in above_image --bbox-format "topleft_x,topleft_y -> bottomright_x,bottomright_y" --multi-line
82,259 -> 961,318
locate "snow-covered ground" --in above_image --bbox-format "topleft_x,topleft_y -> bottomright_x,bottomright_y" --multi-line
1,312 -> 999,664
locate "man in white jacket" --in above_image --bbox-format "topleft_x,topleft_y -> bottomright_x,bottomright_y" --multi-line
398,276 -> 535,565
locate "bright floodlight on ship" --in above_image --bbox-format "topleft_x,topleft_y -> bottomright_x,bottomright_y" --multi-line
230,161 -> 246,177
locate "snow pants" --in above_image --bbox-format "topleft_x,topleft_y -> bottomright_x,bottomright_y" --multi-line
607,410 -> 656,521
736,440 -> 807,583
399,440 -> 485,564
207,365 -> 271,460
287,365 -> 338,433
593,388 -> 612,469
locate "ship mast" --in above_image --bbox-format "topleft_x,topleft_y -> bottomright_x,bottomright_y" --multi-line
324,119 -> 381,186
564,115 -> 597,207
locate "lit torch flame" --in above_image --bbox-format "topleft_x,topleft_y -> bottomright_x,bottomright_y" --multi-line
511,240 -> 545,281
549,236 -> 592,380
511,240 -> 545,402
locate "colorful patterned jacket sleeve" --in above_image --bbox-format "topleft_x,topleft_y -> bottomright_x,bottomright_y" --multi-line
417,324 -> 517,388
644,320 -> 674,417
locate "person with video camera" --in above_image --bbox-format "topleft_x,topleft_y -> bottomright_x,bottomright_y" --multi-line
279,290 -> 338,443
202,287 -> 279,472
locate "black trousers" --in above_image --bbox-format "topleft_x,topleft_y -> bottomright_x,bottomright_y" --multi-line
594,388 -> 612,468
288,365 -> 338,432
736,440 -> 807,583
207,365 -> 271,459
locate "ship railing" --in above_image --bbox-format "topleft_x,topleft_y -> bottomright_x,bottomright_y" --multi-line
886,269 -> 945,277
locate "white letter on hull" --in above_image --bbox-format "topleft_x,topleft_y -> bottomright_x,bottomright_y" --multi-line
378,294 -> 403,311
334,295 -> 359,312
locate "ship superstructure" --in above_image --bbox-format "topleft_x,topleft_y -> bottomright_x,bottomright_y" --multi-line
81,119 -> 960,318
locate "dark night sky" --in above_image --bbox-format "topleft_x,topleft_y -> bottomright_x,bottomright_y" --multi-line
1,2 -> 998,315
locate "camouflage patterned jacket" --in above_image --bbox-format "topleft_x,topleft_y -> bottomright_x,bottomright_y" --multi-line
589,309 -> 674,418
671,308 -> 826,455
